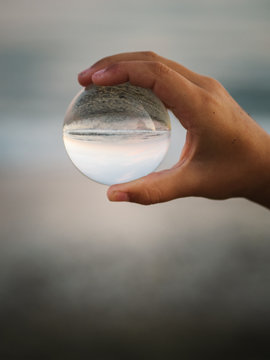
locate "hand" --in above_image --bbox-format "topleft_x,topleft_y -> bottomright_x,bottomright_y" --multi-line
78,51 -> 270,209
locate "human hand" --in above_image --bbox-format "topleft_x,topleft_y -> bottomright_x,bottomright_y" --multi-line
78,51 -> 270,209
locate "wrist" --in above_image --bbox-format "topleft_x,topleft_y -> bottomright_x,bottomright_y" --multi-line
246,131 -> 270,209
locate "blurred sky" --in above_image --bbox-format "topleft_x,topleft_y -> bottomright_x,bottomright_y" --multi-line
1,0 -> 270,167
0,1 -> 270,359
1,0 -> 270,118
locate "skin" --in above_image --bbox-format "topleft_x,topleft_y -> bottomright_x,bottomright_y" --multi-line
78,51 -> 270,209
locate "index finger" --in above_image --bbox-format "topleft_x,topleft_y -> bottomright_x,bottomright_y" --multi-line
78,51 -> 205,87
91,60 -> 202,130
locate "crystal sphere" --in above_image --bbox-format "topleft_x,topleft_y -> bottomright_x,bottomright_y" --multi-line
63,83 -> 171,185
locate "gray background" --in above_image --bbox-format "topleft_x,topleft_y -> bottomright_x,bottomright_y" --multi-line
1,0 -> 270,358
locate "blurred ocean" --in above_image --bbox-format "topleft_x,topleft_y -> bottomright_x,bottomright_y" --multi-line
0,1 -> 270,359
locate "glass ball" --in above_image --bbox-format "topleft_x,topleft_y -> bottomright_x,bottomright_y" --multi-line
63,83 -> 171,185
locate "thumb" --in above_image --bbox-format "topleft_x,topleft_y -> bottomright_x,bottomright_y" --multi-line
107,165 -> 198,205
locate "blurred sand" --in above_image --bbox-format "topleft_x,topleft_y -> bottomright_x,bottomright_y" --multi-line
1,166 -> 270,359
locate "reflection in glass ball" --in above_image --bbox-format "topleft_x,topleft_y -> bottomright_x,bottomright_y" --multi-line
63,83 -> 171,185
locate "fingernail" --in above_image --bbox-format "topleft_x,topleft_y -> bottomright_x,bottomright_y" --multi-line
78,68 -> 90,77
111,191 -> 130,202
92,68 -> 107,78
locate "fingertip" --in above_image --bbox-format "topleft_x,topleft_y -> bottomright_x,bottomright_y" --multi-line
77,75 -> 85,86
77,68 -> 93,86
77,76 -> 91,87
78,68 -> 89,77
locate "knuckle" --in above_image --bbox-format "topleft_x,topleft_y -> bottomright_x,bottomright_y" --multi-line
151,61 -> 171,77
129,174 -> 164,205
194,87 -> 214,109
142,50 -> 158,60
202,76 -> 223,91
142,185 -> 163,205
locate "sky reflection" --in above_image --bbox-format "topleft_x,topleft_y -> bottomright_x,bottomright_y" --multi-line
63,130 -> 170,185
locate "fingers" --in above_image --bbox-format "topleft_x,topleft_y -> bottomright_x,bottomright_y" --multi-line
78,51 -> 204,87
90,60 -> 201,129
107,165 -> 198,205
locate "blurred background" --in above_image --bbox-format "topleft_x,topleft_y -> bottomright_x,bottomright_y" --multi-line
1,0 -> 270,358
